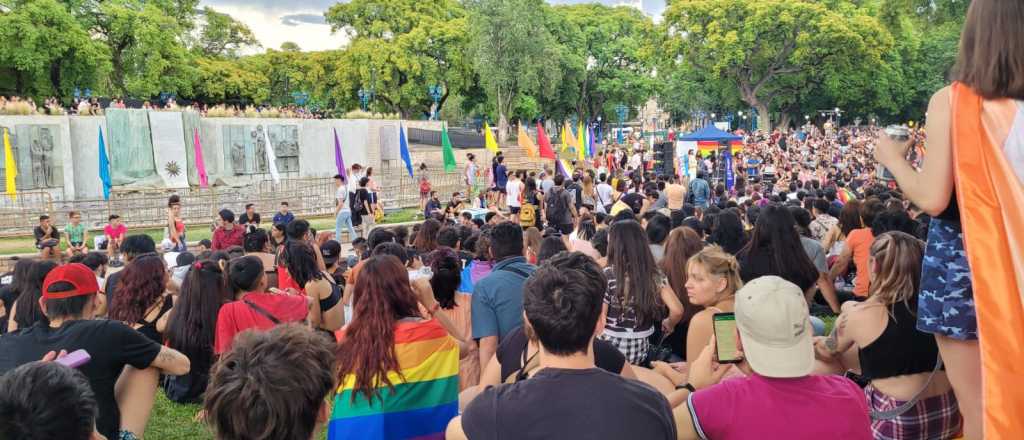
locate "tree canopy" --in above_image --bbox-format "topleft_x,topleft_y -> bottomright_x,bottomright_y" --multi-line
0,0 -> 967,128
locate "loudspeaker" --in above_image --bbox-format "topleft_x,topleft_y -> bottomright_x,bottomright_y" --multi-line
653,142 -> 675,177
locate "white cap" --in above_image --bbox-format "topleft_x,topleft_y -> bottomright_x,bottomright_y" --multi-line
734,276 -> 814,378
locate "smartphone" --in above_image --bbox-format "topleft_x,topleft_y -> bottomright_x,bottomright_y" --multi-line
712,313 -> 742,364
55,349 -> 91,369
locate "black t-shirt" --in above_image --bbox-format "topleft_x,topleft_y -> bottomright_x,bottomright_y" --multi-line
0,281 -> 16,335
0,320 -> 162,439
105,269 -> 123,308
462,367 -> 676,440
496,326 -> 625,382
33,226 -> 59,245
621,192 -> 645,214
239,212 -> 260,225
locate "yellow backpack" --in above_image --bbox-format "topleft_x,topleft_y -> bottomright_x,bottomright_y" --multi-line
519,203 -> 536,227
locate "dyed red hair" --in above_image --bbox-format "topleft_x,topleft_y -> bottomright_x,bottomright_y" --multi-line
336,255 -> 421,402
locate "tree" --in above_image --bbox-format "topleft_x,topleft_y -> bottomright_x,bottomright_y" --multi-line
466,0 -> 562,143
191,57 -> 269,104
0,0 -> 109,99
196,7 -> 260,58
551,4 -> 657,124
279,42 -> 301,52
325,0 -> 473,119
662,0 -> 894,130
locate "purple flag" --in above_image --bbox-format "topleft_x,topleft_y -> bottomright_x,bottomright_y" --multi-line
555,158 -> 572,179
194,128 -> 208,188
334,127 -> 346,178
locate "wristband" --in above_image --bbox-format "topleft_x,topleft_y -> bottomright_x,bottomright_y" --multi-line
676,383 -> 695,392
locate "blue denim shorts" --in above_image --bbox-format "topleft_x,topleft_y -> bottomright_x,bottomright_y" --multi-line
917,218 -> 977,340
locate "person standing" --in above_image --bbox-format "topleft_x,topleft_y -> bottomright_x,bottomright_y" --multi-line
167,195 -> 186,252
494,156 -> 508,209
418,163 -> 431,217
873,2 -> 1024,435
465,153 -> 479,200
356,177 -> 375,236
544,175 -> 578,235
688,171 -> 711,209
506,171 -> 523,222
334,174 -> 356,242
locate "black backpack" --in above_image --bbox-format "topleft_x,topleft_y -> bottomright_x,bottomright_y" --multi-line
546,187 -> 569,223
564,181 -> 582,211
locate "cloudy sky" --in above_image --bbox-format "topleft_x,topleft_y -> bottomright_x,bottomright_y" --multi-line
199,0 -> 666,53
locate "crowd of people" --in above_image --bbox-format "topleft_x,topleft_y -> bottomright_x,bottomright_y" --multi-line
0,1 -> 1021,438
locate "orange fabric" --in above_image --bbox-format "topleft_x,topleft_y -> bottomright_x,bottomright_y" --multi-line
846,228 -> 874,297
951,82 -> 1024,439
439,293 -> 479,390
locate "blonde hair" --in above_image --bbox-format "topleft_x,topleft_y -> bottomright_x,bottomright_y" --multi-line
687,245 -> 743,299
868,231 -> 924,306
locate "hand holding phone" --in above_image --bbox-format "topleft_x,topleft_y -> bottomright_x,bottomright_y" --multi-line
54,349 -> 91,369
713,313 -> 742,364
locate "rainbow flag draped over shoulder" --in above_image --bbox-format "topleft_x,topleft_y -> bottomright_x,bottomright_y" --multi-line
329,320 -> 459,440
951,83 -> 1024,438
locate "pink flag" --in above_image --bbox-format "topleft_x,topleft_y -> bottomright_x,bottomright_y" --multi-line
193,128 -> 208,188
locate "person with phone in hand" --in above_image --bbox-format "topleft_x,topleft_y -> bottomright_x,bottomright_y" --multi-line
0,263 -> 191,440
669,276 -> 871,440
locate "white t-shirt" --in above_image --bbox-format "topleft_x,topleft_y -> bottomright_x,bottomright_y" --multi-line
506,179 -> 522,207
466,163 -> 478,185
596,183 -> 614,206
336,185 -> 350,212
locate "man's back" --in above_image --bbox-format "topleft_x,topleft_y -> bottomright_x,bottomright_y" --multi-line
0,320 -> 161,439
471,257 -> 535,341
688,374 -> 871,440
462,368 -> 675,440
665,183 -> 686,210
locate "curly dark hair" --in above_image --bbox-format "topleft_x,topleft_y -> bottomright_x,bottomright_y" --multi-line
110,255 -> 167,324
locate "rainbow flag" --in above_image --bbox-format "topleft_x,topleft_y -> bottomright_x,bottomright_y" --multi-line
329,320 -> 459,440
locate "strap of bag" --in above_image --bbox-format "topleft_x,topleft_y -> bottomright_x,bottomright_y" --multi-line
870,355 -> 943,420
498,265 -> 531,279
244,299 -> 281,325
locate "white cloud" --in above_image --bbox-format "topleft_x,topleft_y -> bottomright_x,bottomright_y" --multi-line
200,0 -> 665,53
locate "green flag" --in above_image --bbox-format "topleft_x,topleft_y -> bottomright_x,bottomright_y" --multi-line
442,122 -> 457,173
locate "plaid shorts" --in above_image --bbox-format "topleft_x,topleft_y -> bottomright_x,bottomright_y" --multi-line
599,334 -> 650,365
866,385 -> 961,440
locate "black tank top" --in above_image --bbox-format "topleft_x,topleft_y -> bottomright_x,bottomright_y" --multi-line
858,301 -> 939,380
137,297 -> 173,344
936,190 -> 960,223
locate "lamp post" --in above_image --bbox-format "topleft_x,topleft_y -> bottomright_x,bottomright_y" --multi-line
428,84 -> 443,120
596,116 -> 603,144
358,87 -> 374,111
615,103 -> 627,144
835,107 -> 842,127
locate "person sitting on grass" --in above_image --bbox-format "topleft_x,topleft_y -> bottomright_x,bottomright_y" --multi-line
214,256 -> 310,354
0,360 -> 104,440
448,251 -> 676,439
814,232 -> 961,439
204,324 -> 336,440
63,211 -> 89,259
0,263 -> 190,440
33,215 -> 60,260
103,214 -> 126,261
669,276 -> 871,440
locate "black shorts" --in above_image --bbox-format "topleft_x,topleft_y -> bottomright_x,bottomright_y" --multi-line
70,241 -> 83,248
510,206 -> 521,214
498,188 -> 507,194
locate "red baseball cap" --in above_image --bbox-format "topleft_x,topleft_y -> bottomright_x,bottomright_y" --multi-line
42,263 -> 100,299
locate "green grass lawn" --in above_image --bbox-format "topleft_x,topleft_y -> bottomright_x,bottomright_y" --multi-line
0,209 -> 420,256
148,390 -> 329,440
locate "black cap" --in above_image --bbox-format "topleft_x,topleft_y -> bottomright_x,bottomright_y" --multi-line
321,240 -> 341,266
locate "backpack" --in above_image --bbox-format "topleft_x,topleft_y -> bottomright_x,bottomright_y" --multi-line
350,190 -> 366,215
545,187 -> 569,223
519,203 -> 536,227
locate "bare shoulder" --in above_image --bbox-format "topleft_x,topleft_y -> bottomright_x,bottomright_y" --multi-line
929,86 -> 953,112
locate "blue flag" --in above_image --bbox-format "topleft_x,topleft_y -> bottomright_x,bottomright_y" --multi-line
723,147 -> 734,190
98,126 -> 111,200
399,122 -> 413,178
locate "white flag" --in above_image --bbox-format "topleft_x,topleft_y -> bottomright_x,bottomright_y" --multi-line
263,124 -> 281,183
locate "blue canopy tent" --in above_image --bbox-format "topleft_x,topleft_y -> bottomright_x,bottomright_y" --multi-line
678,125 -> 743,142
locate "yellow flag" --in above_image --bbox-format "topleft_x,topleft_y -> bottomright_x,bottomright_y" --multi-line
3,128 -> 16,201
577,122 -> 585,161
517,124 -> 538,158
560,124 -> 569,152
563,122 -> 580,153
484,122 -> 499,153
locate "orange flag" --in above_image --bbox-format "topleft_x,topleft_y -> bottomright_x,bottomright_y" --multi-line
951,82 -> 1024,439
517,124 -> 538,158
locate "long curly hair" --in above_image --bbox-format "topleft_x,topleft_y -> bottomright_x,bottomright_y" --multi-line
110,255 -> 167,324
336,255 -> 421,403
